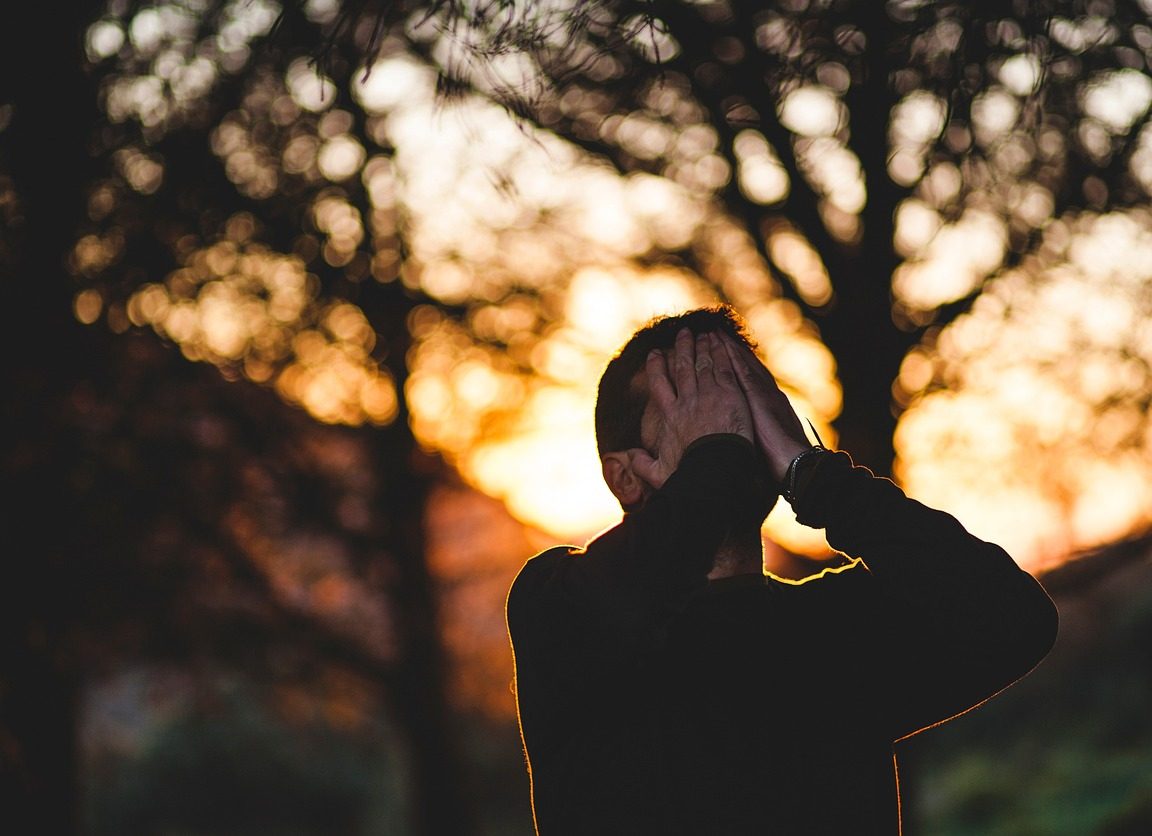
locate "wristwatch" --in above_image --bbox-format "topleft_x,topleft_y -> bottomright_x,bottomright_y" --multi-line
781,445 -> 827,504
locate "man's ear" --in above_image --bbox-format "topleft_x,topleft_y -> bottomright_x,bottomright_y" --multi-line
601,452 -> 648,508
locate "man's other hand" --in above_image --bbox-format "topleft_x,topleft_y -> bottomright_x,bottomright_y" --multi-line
629,329 -> 753,490
719,334 -> 811,484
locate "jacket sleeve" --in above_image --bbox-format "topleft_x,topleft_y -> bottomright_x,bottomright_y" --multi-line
508,434 -> 766,678
790,450 -> 1059,740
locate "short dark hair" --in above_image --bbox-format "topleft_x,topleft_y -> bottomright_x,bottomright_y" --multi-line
594,305 -> 757,457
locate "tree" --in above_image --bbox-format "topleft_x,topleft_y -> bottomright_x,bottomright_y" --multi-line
8,0 -> 1152,831
355,0 -> 1152,472
2,3 -> 116,830
311,0 -> 1152,562
2,3 -> 476,832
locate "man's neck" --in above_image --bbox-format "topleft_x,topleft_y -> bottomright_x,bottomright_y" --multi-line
707,529 -> 764,580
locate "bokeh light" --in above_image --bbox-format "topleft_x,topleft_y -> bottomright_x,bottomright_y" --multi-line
46,3 -> 1152,833
897,208 -> 1152,570
76,0 -> 1152,577
121,219 -> 398,427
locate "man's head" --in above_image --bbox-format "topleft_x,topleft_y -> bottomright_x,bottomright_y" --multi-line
595,305 -> 758,507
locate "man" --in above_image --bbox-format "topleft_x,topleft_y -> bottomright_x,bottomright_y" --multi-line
506,306 -> 1058,835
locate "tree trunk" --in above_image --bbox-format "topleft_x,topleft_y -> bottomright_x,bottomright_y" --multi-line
818,1 -> 916,476
362,282 -> 476,835
0,3 -> 104,832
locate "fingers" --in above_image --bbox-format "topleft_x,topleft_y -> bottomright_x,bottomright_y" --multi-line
719,332 -> 781,395
715,334 -> 809,469
691,333 -> 715,390
667,329 -> 748,394
719,333 -> 758,394
706,332 -> 737,386
645,349 -> 676,409
627,448 -> 667,491
682,331 -> 733,389
672,328 -> 697,398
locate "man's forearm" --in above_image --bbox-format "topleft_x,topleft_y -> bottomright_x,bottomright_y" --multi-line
786,448 -> 1058,737
788,449 -> 1058,651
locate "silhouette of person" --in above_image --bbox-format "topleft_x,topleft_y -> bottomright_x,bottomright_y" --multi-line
507,306 -> 1058,835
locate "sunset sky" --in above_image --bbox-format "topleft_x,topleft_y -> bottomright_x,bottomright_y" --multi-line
81,2 -> 1152,575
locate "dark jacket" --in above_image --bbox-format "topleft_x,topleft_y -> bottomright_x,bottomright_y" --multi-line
507,435 -> 1058,835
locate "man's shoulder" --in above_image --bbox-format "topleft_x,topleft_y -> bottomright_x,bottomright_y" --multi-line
508,545 -> 578,600
518,544 -> 580,577
506,545 -> 579,632
510,522 -> 627,588
508,522 -> 620,593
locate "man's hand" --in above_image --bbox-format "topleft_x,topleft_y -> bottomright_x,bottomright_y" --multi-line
629,329 -> 753,490
719,334 -> 812,484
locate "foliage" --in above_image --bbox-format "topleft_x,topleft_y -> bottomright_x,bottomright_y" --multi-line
78,0 -> 841,548
85,672 -> 409,836
6,0 -> 1152,832
356,0 -> 1152,559
75,0 -> 1152,557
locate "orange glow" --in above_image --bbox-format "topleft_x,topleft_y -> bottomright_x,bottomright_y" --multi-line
734,130 -> 789,205
402,258 -> 842,558
765,221 -> 833,307
345,68 -> 850,551
897,208 -> 1152,571
73,289 -> 104,325
82,8 -> 1152,588
468,415 -> 619,540
407,265 -> 713,541
127,226 -> 398,427
892,208 -> 1007,309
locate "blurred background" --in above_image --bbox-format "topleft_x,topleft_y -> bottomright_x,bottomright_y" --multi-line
2,0 -> 1151,833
